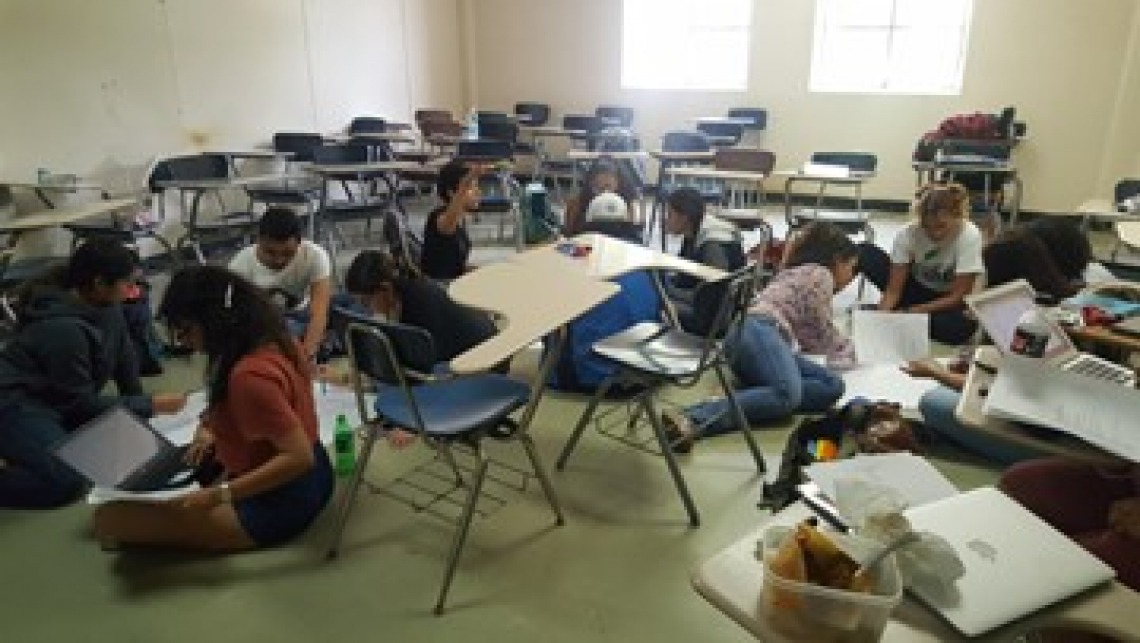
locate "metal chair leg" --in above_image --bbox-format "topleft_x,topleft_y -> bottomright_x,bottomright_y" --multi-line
325,425 -> 382,559
555,376 -> 614,470
642,394 -> 700,527
518,433 -> 565,525
435,446 -> 490,615
715,364 -> 765,474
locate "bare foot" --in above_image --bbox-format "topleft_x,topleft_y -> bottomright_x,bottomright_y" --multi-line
385,428 -> 418,449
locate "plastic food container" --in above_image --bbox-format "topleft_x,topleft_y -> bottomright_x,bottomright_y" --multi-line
759,525 -> 903,642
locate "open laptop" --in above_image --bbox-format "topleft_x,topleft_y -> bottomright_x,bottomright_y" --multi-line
966,279 -> 1136,386
904,487 -> 1115,637
53,406 -> 191,492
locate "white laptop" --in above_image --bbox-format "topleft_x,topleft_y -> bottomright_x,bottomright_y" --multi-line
904,487 -> 1115,636
966,279 -> 1136,386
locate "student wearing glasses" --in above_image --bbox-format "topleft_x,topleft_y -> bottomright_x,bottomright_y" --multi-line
859,183 -> 983,345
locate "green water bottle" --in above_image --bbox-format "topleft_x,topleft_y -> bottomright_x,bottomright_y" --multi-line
333,414 -> 356,476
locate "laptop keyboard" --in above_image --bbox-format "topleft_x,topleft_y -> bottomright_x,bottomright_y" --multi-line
1065,355 -> 1136,386
119,445 -> 191,492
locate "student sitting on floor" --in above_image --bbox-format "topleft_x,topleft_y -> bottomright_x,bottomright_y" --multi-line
1001,458 -> 1140,592
562,156 -> 641,237
92,266 -> 333,551
1023,217 -> 1115,286
663,222 -> 856,452
229,207 -> 333,362
420,160 -> 483,281
0,239 -> 187,509
342,249 -> 500,368
860,182 -> 982,345
901,229 -> 1082,464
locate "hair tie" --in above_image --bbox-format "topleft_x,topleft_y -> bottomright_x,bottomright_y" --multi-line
224,282 -> 233,309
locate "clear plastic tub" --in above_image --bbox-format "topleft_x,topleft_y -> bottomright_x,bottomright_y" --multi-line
760,525 -> 903,642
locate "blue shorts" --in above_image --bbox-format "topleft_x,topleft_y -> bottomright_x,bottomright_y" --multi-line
234,445 -> 334,547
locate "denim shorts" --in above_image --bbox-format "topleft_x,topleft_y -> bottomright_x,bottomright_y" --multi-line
235,444 -> 334,547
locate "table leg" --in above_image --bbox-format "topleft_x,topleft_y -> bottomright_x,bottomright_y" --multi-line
512,326 -> 568,525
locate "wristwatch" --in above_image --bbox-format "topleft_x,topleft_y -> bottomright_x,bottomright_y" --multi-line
216,482 -> 233,505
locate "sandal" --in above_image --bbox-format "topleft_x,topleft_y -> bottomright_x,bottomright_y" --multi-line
661,410 -> 698,454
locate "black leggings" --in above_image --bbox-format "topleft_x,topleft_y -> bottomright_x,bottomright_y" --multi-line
858,243 -> 978,345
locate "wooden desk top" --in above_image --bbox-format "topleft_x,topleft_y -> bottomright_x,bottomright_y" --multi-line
510,234 -> 728,283
693,501 -> 1140,642
1068,324 -> 1140,354
955,347 -> 1123,465
447,262 -> 619,374
0,198 -> 137,233
337,131 -> 418,144
667,166 -> 767,182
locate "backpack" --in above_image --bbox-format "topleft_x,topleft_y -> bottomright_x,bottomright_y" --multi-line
521,183 -> 560,245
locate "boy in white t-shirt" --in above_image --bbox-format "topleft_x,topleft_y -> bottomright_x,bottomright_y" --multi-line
229,208 -> 332,360
859,183 -> 983,344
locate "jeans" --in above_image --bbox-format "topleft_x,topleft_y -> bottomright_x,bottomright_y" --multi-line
918,387 -> 1045,465
283,293 -> 364,338
0,402 -> 88,509
858,243 -> 978,345
685,316 -> 846,438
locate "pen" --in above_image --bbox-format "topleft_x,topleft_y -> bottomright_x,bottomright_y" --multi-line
973,361 -> 997,375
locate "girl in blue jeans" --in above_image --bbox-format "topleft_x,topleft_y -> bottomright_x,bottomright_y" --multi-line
666,222 -> 858,451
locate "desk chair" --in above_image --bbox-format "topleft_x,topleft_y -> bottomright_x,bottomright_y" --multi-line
348,116 -> 386,135
415,108 -> 454,127
63,164 -> 176,265
324,310 -> 563,614
555,266 -> 767,526
787,151 -> 877,242
1110,179 -> 1140,261
596,105 -> 635,129
513,102 -> 550,127
310,143 -> 401,256
153,153 -> 258,264
696,121 -> 744,148
711,148 -> 777,266
727,108 -> 768,131
245,132 -> 324,229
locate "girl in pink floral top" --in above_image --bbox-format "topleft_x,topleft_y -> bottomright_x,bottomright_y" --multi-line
666,223 -> 858,450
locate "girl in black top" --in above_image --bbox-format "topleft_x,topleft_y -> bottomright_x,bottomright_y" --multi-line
420,160 -> 482,280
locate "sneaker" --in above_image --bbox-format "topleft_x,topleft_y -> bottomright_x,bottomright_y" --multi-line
661,409 -> 698,454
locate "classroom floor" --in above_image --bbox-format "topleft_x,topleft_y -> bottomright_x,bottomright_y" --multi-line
1,201 -> 1101,643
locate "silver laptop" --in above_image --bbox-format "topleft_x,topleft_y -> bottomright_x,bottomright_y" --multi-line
966,279 -> 1136,386
53,406 -> 190,492
905,487 -> 1115,636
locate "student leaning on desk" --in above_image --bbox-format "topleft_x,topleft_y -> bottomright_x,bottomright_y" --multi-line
0,240 -> 187,509
93,267 -> 332,551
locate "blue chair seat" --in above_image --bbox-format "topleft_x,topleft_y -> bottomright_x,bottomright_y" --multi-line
374,374 -> 529,436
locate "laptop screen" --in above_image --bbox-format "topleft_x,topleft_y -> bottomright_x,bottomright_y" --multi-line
966,280 -> 1073,359
53,407 -> 170,487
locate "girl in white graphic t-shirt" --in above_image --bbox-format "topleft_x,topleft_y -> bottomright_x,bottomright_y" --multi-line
859,183 -> 983,344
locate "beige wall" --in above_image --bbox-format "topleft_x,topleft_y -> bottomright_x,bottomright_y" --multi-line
0,0 -> 464,195
466,0 -> 1139,211
1098,4 -> 1140,189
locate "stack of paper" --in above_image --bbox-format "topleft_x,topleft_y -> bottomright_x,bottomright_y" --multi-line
804,452 -> 959,511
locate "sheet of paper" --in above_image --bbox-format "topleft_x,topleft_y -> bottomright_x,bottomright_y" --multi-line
984,355 -> 1140,462
87,484 -> 199,505
804,452 -> 959,511
851,310 -> 930,364
839,362 -> 941,412
148,384 -> 368,447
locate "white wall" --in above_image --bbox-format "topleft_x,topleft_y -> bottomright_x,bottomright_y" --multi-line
465,0 -> 1140,211
0,0 -> 464,196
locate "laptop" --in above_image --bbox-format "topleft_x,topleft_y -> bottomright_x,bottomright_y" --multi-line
966,279 -> 1136,386
53,406 -> 191,492
904,487 -> 1115,636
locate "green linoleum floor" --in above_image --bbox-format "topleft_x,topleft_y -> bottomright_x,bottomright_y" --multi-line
0,346 -> 1000,643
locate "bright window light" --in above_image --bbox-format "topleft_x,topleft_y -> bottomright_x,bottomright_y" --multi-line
622,0 -> 753,91
810,0 -> 974,95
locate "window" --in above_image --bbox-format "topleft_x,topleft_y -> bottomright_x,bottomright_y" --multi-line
810,0 -> 973,95
621,0 -> 752,91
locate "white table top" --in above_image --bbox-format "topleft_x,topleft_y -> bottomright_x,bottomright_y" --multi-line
668,166 -> 767,183
447,261 -> 619,374
912,160 -> 1015,173
692,116 -> 755,127
208,150 -> 295,160
566,150 -> 649,161
0,197 -> 137,233
155,173 -> 304,190
511,234 -> 728,283
955,346 -> 1123,464
336,131 -> 418,144
693,501 -> 1140,642
527,126 -> 589,138
773,169 -> 876,183
1,179 -> 104,191
651,150 -> 717,162
304,161 -> 418,175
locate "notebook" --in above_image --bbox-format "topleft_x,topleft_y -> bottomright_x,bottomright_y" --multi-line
966,280 -> 1136,386
904,487 -> 1115,636
53,406 -> 191,492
